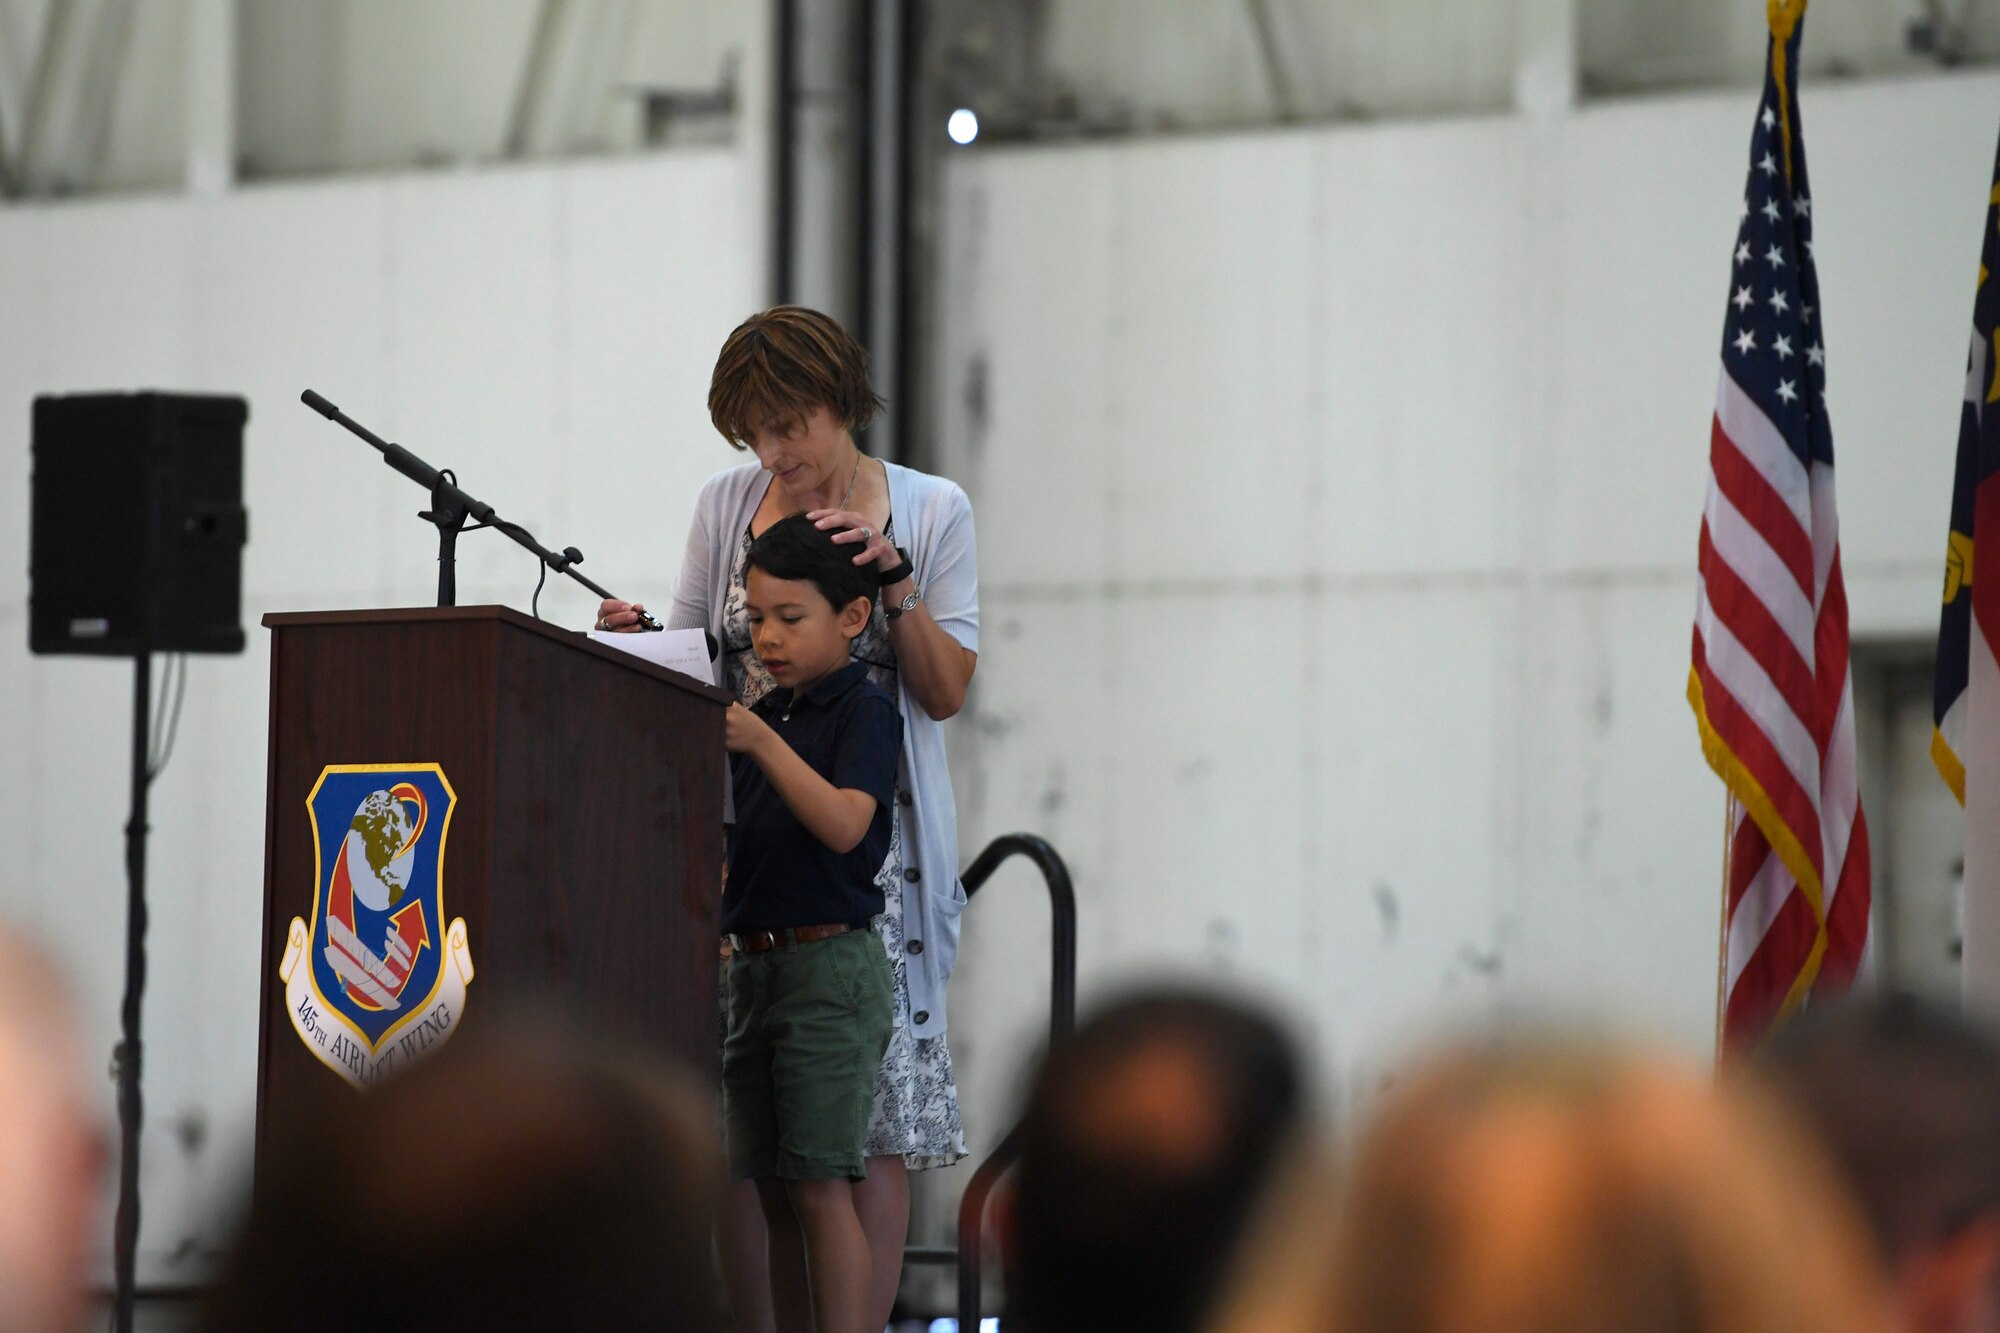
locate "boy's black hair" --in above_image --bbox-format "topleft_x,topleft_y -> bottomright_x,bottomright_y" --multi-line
744,512 -> 878,613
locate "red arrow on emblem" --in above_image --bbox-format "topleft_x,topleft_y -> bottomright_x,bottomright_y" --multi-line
380,900 -> 431,995
390,899 -> 430,951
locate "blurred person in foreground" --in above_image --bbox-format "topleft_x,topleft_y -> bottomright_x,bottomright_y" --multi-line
200,1019 -> 724,1333
1211,1034 -> 1892,1333
0,925 -> 105,1333
1760,996 -> 2000,1333
998,989 -> 1306,1333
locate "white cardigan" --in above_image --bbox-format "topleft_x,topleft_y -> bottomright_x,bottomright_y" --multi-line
668,459 -> 979,1037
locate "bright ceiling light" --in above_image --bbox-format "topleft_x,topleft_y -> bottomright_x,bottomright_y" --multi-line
947,108 -> 980,145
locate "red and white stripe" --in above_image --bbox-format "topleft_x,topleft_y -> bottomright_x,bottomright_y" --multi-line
1695,369 -> 1870,1048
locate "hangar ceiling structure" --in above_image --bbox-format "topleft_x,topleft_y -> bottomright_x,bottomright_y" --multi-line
0,0 -> 1992,201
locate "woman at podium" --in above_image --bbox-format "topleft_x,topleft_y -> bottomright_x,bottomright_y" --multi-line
597,305 -> 978,1329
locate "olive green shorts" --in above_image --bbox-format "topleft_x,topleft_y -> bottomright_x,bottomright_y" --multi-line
722,928 -> 894,1181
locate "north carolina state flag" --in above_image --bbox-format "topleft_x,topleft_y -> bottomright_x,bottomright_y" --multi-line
1933,137 -> 2000,1007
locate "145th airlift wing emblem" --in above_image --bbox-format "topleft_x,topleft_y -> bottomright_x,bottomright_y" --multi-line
278,764 -> 474,1088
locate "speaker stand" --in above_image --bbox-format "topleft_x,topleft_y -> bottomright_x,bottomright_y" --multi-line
111,653 -> 151,1333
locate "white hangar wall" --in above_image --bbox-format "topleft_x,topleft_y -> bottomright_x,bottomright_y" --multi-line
929,69 -> 1999,1157
0,146 -> 765,1281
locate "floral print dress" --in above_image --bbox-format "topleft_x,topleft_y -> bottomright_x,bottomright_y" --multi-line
723,519 -> 968,1168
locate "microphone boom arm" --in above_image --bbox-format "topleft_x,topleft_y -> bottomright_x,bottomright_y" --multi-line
301,388 -> 656,624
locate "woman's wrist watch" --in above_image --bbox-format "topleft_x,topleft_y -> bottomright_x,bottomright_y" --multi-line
885,588 -> 920,620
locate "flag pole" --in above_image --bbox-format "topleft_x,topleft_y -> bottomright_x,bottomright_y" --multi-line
1715,793 -> 1736,1062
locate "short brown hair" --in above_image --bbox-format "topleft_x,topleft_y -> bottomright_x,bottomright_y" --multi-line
708,306 -> 883,448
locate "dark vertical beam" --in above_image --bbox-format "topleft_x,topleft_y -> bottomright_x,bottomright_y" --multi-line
890,0 -> 917,467
859,0 -> 910,462
848,0 -> 872,410
770,0 -> 798,304
854,0 -> 878,436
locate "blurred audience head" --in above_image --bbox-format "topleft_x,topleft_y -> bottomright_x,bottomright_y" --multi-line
1003,988 -> 1305,1333
0,923 -> 104,1333
1760,995 -> 2000,1333
200,1017 -> 723,1333
1217,1033 -> 1889,1333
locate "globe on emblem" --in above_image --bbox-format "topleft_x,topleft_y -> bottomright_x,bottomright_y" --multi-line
345,786 -> 424,911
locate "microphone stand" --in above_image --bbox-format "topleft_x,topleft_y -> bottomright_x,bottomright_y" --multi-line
300,389 -> 660,625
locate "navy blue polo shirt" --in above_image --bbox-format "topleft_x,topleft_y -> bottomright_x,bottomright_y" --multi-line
724,661 -> 902,935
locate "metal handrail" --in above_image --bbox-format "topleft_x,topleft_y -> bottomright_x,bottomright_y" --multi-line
897,833 -> 1076,1330
961,833 -> 1076,1039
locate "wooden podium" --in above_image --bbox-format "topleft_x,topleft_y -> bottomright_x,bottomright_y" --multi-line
254,606 -> 729,1158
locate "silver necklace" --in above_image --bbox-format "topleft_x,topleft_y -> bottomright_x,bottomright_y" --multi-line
787,448 -> 863,517
837,449 -> 862,510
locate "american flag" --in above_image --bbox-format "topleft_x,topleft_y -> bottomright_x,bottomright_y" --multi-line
1932,132 -> 2000,1003
1689,0 -> 1869,1051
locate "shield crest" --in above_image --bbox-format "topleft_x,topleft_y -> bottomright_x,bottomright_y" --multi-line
279,764 -> 474,1088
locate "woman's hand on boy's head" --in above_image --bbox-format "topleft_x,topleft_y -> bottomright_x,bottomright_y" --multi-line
725,702 -> 771,756
807,508 -> 897,572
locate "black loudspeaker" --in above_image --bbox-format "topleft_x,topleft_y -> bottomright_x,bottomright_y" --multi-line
29,391 -> 249,656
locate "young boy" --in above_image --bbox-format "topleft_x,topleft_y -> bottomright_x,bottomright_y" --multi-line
721,512 -> 901,1333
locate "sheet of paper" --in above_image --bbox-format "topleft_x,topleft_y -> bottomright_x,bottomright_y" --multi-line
588,627 -> 716,688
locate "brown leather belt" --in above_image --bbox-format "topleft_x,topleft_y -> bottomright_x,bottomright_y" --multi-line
723,923 -> 855,955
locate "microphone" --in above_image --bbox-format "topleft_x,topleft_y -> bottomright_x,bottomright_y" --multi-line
564,545 -> 663,632
617,605 -> 666,632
